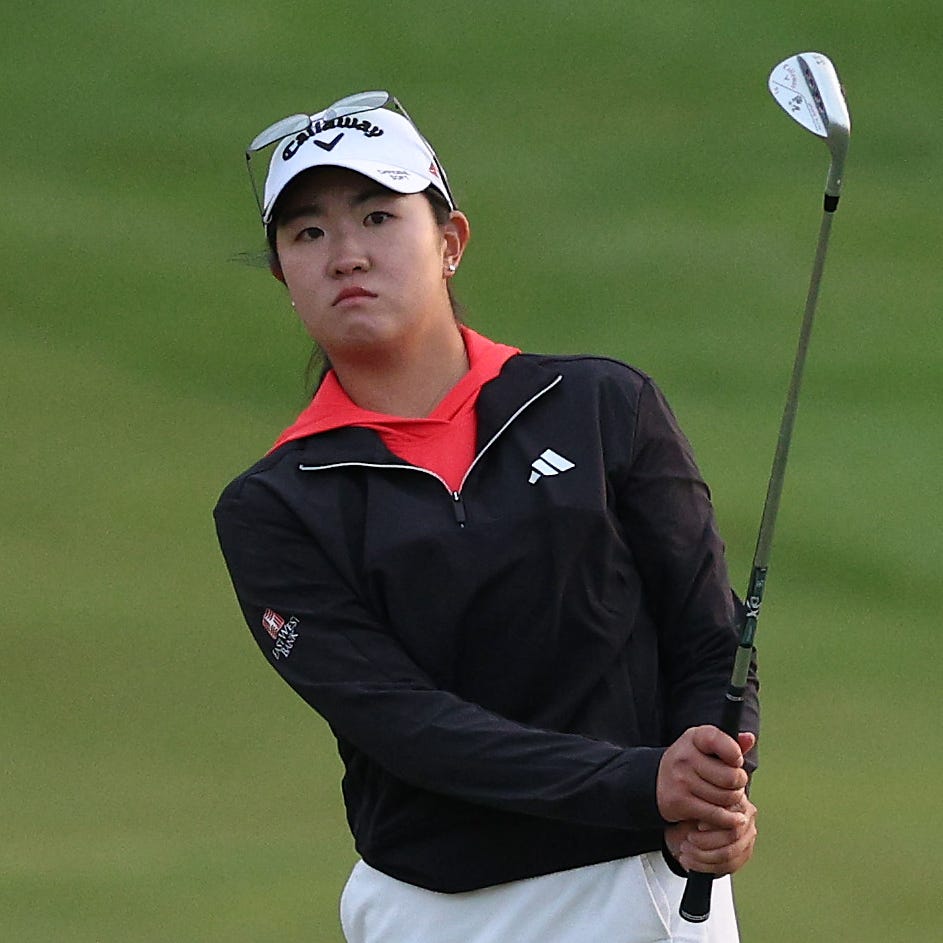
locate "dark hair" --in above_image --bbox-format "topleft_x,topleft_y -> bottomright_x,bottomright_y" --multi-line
266,184 -> 465,393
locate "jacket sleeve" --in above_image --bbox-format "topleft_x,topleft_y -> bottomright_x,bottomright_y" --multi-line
214,474 -> 669,831
615,378 -> 759,769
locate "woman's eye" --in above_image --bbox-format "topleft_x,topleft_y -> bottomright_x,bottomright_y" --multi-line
298,226 -> 324,240
365,211 -> 391,226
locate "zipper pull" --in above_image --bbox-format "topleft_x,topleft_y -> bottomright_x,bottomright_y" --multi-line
451,491 -> 467,527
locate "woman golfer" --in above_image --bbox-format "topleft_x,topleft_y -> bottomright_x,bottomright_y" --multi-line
215,92 -> 759,943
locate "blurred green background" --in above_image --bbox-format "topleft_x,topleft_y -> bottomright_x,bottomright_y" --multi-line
3,1 -> 940,940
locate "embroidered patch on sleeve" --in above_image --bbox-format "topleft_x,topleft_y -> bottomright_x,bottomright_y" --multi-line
262,608 -> 299,660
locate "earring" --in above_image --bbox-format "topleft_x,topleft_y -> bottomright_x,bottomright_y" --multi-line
447,262 -> 457,275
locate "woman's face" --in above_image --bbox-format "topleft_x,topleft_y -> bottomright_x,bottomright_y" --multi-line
273,167 -> 467,363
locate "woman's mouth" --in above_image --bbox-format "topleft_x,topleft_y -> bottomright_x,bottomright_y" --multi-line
332,286 -> 378,306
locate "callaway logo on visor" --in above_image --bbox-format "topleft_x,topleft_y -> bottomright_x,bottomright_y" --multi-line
281,116 -> 384,161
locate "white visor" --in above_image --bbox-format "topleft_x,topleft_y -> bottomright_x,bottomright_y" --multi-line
262,108 -> 452,224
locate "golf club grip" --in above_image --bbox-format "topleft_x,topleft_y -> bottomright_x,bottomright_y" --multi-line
679,872 -> 713,924
679,689 -> 746,922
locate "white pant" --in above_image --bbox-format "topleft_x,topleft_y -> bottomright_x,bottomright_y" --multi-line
340,853 -> 740,943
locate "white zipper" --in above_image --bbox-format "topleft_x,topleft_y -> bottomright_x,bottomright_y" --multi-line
298,374 -> 563,526
456,374 -> 562,492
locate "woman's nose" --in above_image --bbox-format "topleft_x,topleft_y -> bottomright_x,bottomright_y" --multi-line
328,227 -> 370,276
333,254 -> 369,276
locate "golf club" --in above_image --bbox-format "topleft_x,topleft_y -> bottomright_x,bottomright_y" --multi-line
679,52 -> 851,924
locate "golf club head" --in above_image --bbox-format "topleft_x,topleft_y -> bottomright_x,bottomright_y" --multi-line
769,52 -> 851,204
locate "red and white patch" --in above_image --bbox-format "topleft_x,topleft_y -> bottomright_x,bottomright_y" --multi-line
262,608 -> 285,640
428,161 -> 439,178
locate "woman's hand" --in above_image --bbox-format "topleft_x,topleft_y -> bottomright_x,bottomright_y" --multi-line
664,797 -> 758,875
665,799 -> 756,874
657,727 -> 754,830
659,728 -> 757,875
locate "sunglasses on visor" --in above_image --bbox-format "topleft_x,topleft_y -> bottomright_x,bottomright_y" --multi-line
245,91 -> 456,221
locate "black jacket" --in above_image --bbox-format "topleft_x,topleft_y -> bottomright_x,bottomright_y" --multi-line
214,352 -> 759,892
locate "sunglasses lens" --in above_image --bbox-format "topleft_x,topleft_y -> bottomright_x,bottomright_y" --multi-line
248,93 -> 391,154
247,114 -> 311,153
323,91 -> 390,120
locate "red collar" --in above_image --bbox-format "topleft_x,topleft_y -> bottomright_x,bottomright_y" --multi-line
269,327 -> 520,452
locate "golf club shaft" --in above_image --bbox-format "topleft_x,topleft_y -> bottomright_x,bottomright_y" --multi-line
679,202 -> 837,923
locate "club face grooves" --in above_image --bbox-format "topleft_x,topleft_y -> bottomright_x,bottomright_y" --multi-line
768,52 -> 850,141
797,55 -> 830,130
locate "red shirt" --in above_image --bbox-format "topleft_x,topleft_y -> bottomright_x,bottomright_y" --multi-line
270,327 -> 520,491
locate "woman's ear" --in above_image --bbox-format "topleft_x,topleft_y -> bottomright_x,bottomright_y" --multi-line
443,210 -> 471,273
269,256 -> 286,284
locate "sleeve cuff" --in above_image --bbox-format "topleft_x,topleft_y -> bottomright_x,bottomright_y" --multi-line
661,838 -> 689,878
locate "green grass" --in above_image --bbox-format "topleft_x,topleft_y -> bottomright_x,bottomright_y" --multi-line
3,2 -> 940,940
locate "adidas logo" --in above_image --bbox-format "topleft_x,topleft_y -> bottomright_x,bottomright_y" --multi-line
528,448 -> 575,485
